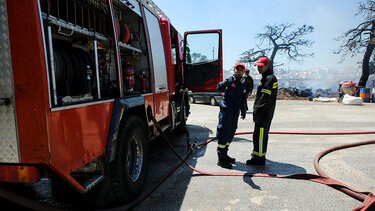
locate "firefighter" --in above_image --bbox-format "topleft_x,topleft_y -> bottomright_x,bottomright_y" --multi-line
243,69 -> 254,112
216,62 -> 248,169
246,57 -> 278,165
244,69 -> 254,97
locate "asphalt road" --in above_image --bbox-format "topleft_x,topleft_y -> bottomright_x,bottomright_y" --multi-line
134,100 -> 375,211
1,100 -> 374,210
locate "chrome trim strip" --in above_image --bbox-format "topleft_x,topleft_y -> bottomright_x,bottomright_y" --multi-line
51,99 -> 115,112
47,26 -> 58,105
94,40 -> 101,99
38,0 -> 52,109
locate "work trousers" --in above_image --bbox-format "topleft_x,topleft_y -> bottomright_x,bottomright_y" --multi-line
216,108 -> 239,159
252,122 -> 271,157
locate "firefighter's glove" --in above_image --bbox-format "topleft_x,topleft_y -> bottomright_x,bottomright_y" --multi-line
240,109 -> 246,119
222,79 -> 230,86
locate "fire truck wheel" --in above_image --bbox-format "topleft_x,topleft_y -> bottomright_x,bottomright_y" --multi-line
175,99 -> 189,133
110,115 -> 149,203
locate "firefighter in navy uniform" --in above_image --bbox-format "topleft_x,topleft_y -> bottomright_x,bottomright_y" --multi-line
243,69 -> 254,112
246,57 -> 278,165
244,69 -> 254,97
216,63 -> 248,169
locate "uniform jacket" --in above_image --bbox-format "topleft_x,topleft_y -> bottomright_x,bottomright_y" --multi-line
253,69 -> 278,123
217,75 -> 247,111
244,75 -> 254,94
244,75 -> 254,111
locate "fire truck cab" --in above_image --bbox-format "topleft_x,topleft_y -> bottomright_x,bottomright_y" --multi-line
0,0 -> 222,205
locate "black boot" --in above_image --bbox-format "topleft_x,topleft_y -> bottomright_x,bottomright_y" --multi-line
246,156 -> 265,165
217,158 -> 233,169
225,155 -> 236,164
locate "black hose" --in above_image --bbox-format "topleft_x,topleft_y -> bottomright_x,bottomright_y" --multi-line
103,127 -> 192,211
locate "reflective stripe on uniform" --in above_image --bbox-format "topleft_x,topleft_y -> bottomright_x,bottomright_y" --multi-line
254,151 -> 266,157
259,127 -> 264,155
226,142 -> 231,146
243,89 -> 246,93
217,144 -> 226,149
259,81 -> 262,86
261,89 -> 271,95
273,82 -> 278,89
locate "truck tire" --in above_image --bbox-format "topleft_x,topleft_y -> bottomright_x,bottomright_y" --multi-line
210,97 -> 217,106
110,115 -> 149,204
175,98 -> 189,133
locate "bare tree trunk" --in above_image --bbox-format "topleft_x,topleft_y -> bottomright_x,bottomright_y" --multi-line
358,21 -> 375,92
270,47 -> 278,71
359,44 -> 374,88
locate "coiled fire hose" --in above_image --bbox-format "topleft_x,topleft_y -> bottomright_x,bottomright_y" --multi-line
134,115 -> 375,211
1,118 -> 374,211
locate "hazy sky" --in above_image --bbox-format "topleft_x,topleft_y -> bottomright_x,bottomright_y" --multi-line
154,0 -> 365,71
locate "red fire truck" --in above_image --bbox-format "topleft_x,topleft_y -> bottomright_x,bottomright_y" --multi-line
0,0 -> 222,205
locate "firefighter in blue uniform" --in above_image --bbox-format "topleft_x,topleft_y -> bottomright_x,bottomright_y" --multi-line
246,57 -> 278,165
216,62 -> 247,169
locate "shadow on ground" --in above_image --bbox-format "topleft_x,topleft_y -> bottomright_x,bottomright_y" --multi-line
237,159 -> 307,190
133,123 -> 212,210
189,134 -> 307,193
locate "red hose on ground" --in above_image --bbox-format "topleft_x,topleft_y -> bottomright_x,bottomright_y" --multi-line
1,126 -> 373,210
314,140 -> 375,211
200,131 -> 375,146
104,116 -> 375,211
148,116 -> 375,211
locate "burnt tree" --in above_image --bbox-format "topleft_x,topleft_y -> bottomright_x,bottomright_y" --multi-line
336,0 -> 375,89
239,23 -> 314,69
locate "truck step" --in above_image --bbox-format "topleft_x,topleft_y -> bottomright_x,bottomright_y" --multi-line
80,175 -> 104,193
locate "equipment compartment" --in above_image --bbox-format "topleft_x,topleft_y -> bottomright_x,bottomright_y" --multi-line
40,0 -> 151,107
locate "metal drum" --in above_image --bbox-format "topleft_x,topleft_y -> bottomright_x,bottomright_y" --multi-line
360,88 -> 370,103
